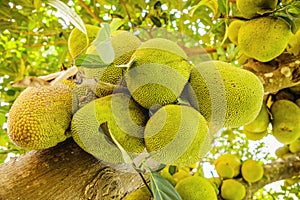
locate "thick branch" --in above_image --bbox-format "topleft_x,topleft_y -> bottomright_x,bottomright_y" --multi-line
0,138 -> 143,200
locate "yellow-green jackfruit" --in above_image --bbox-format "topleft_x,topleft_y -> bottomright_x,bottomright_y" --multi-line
125,38 -> 192,109
241,159 -> 264,183
221,179 -> 246,200
228,20 -> 245,45
238,17 -> 291,62
144,104 -> 210,166
7,84 -> 73,149
71,93 -> 147,163
175,176 -> 218,200
271,100 -> 300,144
236,0 -> 278,19
124,186 -> 152,200
244,103 -> 270,132
188,60 -> 264,128
68,24 -> 101,58
214,154 -> 241,178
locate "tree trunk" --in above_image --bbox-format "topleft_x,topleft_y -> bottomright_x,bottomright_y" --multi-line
0,138 -> 143,200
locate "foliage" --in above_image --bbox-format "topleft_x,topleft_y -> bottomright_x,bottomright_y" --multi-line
1,0 -> 300,199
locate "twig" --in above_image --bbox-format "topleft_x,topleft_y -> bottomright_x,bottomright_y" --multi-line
77,0 -> 102,24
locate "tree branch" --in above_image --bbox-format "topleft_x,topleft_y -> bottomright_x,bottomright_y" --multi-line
0,138 -> 143,200
78,0 -> 102,24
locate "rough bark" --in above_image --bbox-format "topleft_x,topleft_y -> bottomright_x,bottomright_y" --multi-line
0,138 -> 144,200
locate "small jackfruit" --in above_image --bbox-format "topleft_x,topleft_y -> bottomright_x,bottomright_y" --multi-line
289,138 -> 300,153
68,24 -> 101,58
228,20 -> 245,45
221,179 -> 246,200
214,154 -> 241,177
188,60 -> 264,128
124,186 -> 152,200
243,129 -> 268,141
175,176 -> 218,200
238,17 -> 291,62
241,159 -> 264,183
84,30 -> 141,97
236,0 -> 278,19
215,162 -> 235,179
172,169 -> 191,183
271,100 -> 300,144
125,38 -> 192,109
144,104 -> 210,166
244,103 -> 270,132
71,93 -> 147,164
275,145 -> 290,158
7,84 -> 73,149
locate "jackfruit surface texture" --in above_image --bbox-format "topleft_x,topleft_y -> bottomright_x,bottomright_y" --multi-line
125,38 -> 191,109
188,60 -> 264,128
236,0 -> 278,19
175,176 -> 218,200
8,84 -> 73,150
144,104 -> 210,166
71,93 -> 147,164
238,17 -> 291,62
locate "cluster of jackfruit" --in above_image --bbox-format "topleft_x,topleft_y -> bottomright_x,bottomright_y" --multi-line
213,154 -> 264,200
7,24 -> 264,170
228,0 -> 293,62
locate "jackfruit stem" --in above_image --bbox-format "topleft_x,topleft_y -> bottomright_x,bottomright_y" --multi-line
117,55 -> 136,69
51,65 -> 79,85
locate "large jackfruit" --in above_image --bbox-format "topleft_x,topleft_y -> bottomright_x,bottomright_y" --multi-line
175,176 -> 218,200
236,0 -> 278,19
7,84 -> 74,149
144,104 -> 210,166
125,38 -> 192,109
238,17 -> 291,62
188,60 -> 264,128
71,93 -> 147,164
271,100 -> 300,144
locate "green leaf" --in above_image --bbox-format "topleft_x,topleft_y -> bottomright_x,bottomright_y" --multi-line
47,0 -> 87,34
91,23 -> 115,64
149,170 -> 182,200
190,0 -> 218,16
217,0 -> 227,14
75,54 -> 109,68
110,18 -> 124,32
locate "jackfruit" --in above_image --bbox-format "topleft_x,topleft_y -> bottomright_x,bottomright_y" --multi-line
71,93 -> 147,163
221,179 -> 246,200
188,60 -> 264,128
68,24 -> 101,58
144,104 -> 210,166
228,20 -> 245,45
172,169 -> 191,183
125,38 -> 192,109
271,100 -> 300,144
289,138 -> 300,153
124,186 -> 152,200
215,162 -> 235,179
214,154 -> 241,177
236,0 -> 278,19
244,103 -> 270,132
241,159 -> 264,183
287,29 -> 300,56
84,30 -> 141,97
239,17 -> 291,62
160,166 -> 177,186
275,145 -> 290,158
7,84 -> 73,149
243,129 -> 268,141
175,176 -> 218,200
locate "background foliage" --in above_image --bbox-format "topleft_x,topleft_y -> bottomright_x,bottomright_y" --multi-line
1,0 -> 299,199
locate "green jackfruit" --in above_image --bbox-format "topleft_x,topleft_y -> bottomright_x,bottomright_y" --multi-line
241,159 -> 264,183
221,179 -> 246,200
244,103 -> 270,132
271,100 -> 300,144
236,0 -> 278,19
275,145 -> 290,158
125,38 -> 192,109
228,20 -> 245,45
71,93 -> 147,163
84,30 -> 141,97
188,60 -> 264,128
68,24 -> 101,58
243,129 -> 268,141
215,162 -> 235,179
175,176 -> 218,200
124,186 -> 152,200
214,154 -> 241,177
287,29 -> 300,56
7,84 -> 73,149
289,137 -> 300,153
239,17 -> 291,62
144,104 -> 210,166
